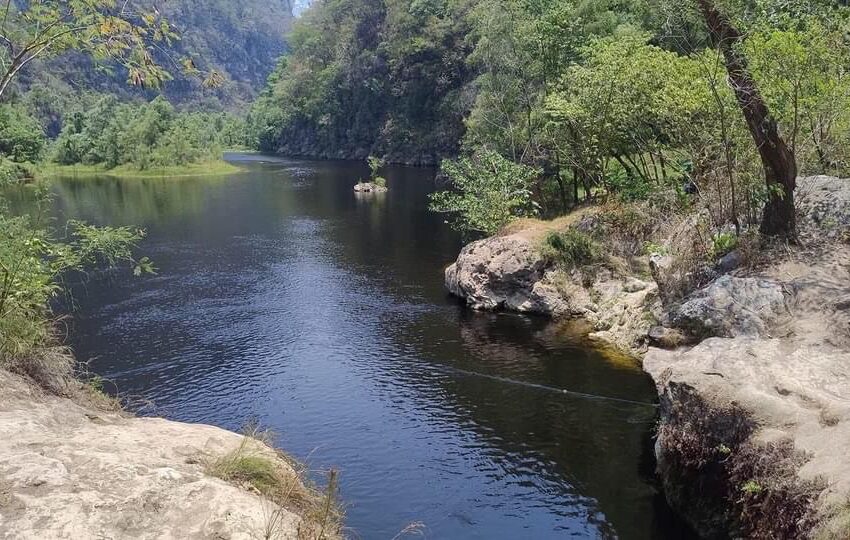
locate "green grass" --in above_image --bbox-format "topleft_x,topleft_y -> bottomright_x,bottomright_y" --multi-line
38,159 -> 243,179
205,432 -> 343,539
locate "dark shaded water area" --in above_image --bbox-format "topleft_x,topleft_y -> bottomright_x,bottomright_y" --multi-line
11,154 -> 695,539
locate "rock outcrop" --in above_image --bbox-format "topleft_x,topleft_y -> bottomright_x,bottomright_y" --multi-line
444,233 -> 661,353
668,275 -> 791,339
443,175 -> 850,538
444,234 -> 569,315
0,370 -> 328,540
353,182 -> 388,193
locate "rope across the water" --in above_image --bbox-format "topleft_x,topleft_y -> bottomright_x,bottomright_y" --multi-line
434,364 -> 659,408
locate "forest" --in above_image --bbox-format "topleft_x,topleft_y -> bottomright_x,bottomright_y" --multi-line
250,0 -> 850,236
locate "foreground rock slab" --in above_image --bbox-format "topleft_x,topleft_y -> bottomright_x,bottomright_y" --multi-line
0,370 -> 312,540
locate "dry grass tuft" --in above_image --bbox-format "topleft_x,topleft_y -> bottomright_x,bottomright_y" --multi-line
206,426 -> 343,540
815,501 -> 850,540
5,345 -> 75,396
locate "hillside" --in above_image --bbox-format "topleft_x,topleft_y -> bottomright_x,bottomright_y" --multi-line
15,0 -> 293,116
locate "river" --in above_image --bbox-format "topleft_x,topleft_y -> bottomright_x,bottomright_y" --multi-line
32,154 -> 694,539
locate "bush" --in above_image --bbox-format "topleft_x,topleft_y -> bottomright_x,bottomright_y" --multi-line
429,149 -> 540,235
0,159 -> 36,186
710,232 -> 738,259
540,229 -> 599,268
0,104 -> 45,163
0,205 -> 152,393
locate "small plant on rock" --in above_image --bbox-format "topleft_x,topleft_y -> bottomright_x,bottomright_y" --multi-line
540,229 -> 600,269
710,232 -> 739,259
367,155 -> 387,187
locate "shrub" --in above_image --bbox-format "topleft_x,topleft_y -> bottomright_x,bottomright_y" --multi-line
0,204 -> 153,394
430,148 -> 540,235
710,232 -> 738,259
540,229 -> 599,268
373,176 -> 387,188
0,159 -> 36,186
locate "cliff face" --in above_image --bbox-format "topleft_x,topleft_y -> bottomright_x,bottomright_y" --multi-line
444,176 -> 850,538
0,369 -> 333,539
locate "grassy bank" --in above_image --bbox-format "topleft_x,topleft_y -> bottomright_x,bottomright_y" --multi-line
39,159 -> 243,179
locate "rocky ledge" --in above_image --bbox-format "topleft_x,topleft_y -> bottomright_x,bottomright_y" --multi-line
444,176 -> 850,538
0,369 -> 333,539
444,228 -> 661,354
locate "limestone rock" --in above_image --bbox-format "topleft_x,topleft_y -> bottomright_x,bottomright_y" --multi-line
670,276 -> 790,339
0,370 -> 322,540
444,234 -> 569,315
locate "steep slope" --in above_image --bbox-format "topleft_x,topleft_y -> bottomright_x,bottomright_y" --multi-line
16,0 -> 293,113
248,0 -> 475,165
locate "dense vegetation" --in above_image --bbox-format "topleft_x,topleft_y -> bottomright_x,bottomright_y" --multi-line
51,96 -> 244,171
10,0 -> 293,116
253,0 -> 850,241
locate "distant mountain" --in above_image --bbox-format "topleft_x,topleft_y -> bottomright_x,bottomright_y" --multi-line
17,0 -> 294,113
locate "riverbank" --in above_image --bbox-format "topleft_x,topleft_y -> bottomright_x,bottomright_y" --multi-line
0,369 -> 341,539
444,175 -> 850,538
38,160 -> 244,180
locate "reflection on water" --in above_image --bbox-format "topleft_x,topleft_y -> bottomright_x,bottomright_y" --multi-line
20,154 -> 693,539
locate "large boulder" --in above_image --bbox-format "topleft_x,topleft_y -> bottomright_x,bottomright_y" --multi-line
670,275 -> 790,339
444,234 -> 569,315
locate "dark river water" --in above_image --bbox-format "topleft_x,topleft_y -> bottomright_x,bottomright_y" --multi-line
24,154 -> 694,539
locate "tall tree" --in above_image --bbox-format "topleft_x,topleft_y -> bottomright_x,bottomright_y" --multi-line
695,0 -> 798,238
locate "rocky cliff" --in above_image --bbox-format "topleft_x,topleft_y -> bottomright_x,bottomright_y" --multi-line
444,176 -> 850,538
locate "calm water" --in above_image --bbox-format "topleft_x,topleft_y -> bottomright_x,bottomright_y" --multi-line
27,154 -> 693,539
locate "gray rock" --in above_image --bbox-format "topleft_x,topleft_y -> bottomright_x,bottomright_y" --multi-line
353,182 -> 388,193
717,249 -> 743,273
445,234 -> 569,316
670,275 -> 790,338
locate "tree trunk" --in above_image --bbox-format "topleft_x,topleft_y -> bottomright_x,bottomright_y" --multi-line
696,0 -> 798,239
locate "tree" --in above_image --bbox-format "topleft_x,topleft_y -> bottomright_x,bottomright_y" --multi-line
694,0 -> 798,239
0,103 -> 45,162
429,148 -> 540,234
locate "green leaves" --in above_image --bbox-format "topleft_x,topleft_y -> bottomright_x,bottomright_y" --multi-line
0,104 -> 46,163
0,205 -> 152,360
429,148 -> 540,234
